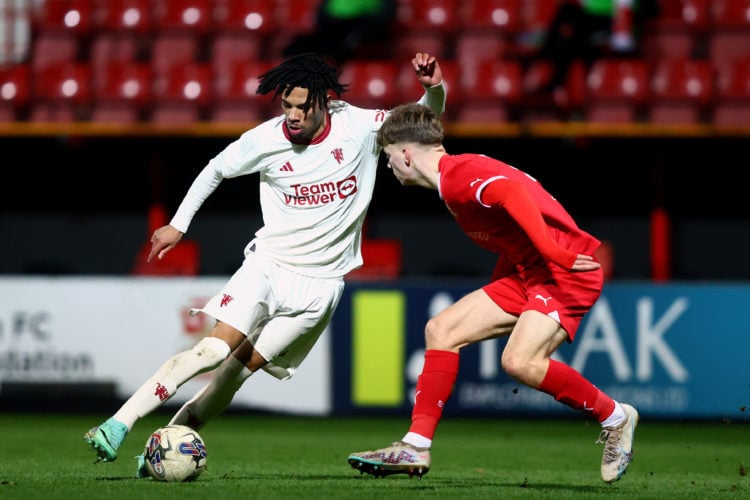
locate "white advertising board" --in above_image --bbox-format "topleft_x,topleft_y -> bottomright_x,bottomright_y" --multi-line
0,277 -> 331,415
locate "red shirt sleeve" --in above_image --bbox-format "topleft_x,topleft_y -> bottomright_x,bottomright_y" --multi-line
481,179 -> 578,270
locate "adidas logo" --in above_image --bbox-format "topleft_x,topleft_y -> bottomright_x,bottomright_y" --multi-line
280,162 -> 293,172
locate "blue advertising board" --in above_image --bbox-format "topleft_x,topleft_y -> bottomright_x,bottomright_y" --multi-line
332,281 -> 750,420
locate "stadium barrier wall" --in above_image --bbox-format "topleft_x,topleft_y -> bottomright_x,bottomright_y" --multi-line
0,277 -> 747,420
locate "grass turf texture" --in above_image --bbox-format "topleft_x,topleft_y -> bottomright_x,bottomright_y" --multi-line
0,413 -> 746,499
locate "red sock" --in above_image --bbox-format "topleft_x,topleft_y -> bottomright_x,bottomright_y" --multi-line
409,350 -> 459,439
538,359 -> 615,422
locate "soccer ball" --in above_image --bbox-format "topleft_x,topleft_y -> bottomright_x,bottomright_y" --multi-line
143,424 -> 207,482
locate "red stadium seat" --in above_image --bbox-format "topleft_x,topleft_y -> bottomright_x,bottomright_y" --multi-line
392,32 -> 447,60
396,0 -> 460,33
89,33 -> 140,86
458,0 -> 522,35
455,33 -> 508,70
648,59 -> 714,124
584,58 -> 650,123
710,0 -> 750,29
641,29 -> 695,64
339,60 -> 400,109
267,0 -> 319,58
520,0 -> 562,33
30,33 -> 78,73
713,58 -> 750,126
151,63 -> 213,123
209,32 -> 263,78
708,31 -> 750,72
653,0 -> 710,33
31,62 -> 91,121
33,0 -> 94,34
211,60 -> 274,123
152,0 -> 214,33
213,0 -> 277,34
0,64 -> 30,121
92,0 -> 151,33
457,60 -> 523,123
151,33 -> 199,76
91,61 -> 152,122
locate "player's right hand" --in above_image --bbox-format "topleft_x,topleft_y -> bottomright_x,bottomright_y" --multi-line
147,225 -> 183,262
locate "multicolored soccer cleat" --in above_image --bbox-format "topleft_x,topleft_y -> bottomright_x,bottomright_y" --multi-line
348,441 -> 431,478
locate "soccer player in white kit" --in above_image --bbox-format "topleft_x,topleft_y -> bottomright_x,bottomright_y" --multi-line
83,52 -> 447,473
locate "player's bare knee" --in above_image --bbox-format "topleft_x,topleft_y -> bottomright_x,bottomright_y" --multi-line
501,348 -> 528,381
424,317 -> 451,349
192,337 -> 232,370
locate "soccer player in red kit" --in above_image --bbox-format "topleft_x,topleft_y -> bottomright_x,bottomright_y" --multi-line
348,103 -> 638,484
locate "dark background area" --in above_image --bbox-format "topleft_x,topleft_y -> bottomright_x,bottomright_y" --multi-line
1,133 -> 748,280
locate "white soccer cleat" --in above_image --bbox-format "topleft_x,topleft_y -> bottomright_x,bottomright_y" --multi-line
597,403 -> 639,483
348,441 -> 431,478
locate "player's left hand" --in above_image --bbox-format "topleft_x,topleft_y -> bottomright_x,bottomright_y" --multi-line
412,53 -> 442,87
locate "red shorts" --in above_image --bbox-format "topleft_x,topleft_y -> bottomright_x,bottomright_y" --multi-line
482,265 -> 604,341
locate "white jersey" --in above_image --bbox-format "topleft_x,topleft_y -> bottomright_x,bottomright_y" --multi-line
170,86 -> 446,278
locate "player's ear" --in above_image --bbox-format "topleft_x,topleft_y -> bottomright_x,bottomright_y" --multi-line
403,149 -> 410,166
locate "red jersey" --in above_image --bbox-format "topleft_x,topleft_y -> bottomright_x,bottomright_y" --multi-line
438,153 -> 601,274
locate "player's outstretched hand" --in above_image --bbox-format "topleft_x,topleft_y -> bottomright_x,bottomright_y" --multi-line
147,225 -> 183,262
571,254 -> 601,272
412,53 -> 442,87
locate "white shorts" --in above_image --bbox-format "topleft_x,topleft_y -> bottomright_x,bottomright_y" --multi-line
190,250 -> 345,380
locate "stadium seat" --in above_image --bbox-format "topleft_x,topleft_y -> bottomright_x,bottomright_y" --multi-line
31,62 -> 91,121
33,0 -> 94,35
339,60 -> 400,110
152,0 -> 214,33
151,33 -> 199,76
708,32 -> 750,72
518,59 -> 587,122
396,0 -> 460,32
91,61 -> 152,123
710,0 -> 750,29
392,31 -> 447,60
89,33 -> 140,86
458,0 -> 522,35
92,0 -> 151,33
652,0 -> 710,33
30,33 -> 78,73
457,60 -> 523,123
648,59 -> 714,124
584,58 -> 650,123
267,0 -> 319,58
213,0 -> 277,34
211,60 -> 274,123
713,57 -> 750,126
0,64 -> 30,122
641,29 -> 695,64
209,32 -> 263,78
151,63 -> 213,123
455,33 -> 508,70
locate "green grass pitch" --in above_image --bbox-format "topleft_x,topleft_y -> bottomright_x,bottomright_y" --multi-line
0,412 -> 747,499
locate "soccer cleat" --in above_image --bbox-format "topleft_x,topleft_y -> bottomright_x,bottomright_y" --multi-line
83,417 -> 128,463
597,403 -> 639,483
135,454 -> 149,479
348,441 -> 431,478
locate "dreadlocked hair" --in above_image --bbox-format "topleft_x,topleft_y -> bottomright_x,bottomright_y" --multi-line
256,53 -> 348,112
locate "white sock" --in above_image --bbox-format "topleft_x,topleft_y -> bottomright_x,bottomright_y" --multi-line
402,432 -> 432,449
169,355 -> 252,430
113,337 -> 231,429
601,401 -> 626,428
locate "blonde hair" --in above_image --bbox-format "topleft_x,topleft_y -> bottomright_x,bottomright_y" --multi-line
377,103 -> 444,148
